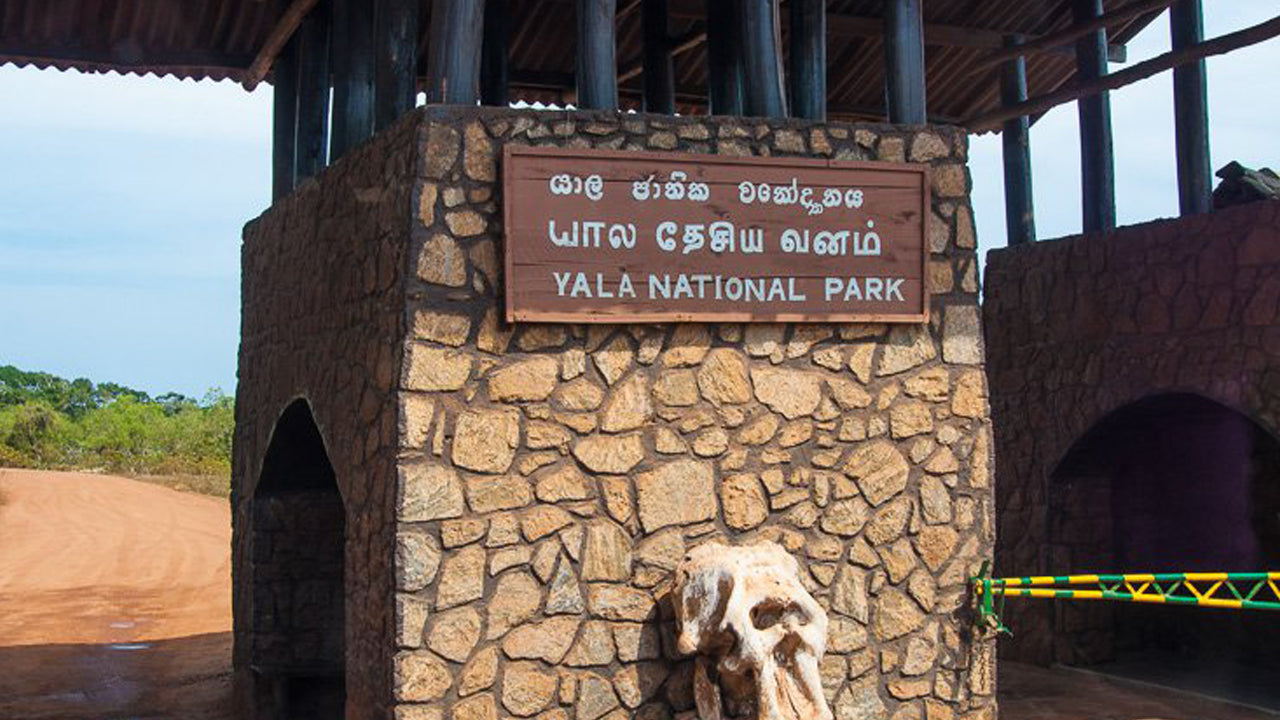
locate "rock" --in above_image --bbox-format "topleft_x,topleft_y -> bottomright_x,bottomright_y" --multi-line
476,309 -> 513,355
827,378 -> 872,410
831,565 -> 869,622
396,531 -> 442,591
399,462 -> 466,521
971,427 -> 991,489
577,673 -> 620,720
836,678 -> 886,720
501,661 -> 559,716
573,434 -> 646,473
527,421 -> 572,450
565,620 -> 616,666
910,132 -> 950,162
502,616 -> 580,663
599,476 -> 633,523
405,343 -> 473,391
933,165 -> 968,198
546,555 -> 586,614
736,413 -> 780,445
586,583 -> 656,621
697,349 -> 753,404
601,373 -> 654,432
582,520 -> 633,581
843,440 -> 910,506
635,459 -> 717,532
593,335 -> 634,385
865,497 -> 911,546
614,662 -> 669,708
453,695 -> 497,720
487,571 -> 541,638
877,326 -> 936,376
535,464 -> 593,502
614,623 -> 663,662
400,394 -> 435,450
453,408 -> 520,473
436,545 -> 486,609
415,310 -> 472,346
446,210 -> 487,237
516,326 -> 567,351
847,343 -> 875,383
878,136 -> 906,162
458,645 -> 499,696
745,324 -> 785,359
820,497 -> 870,536
489,545 -> 532,575
520,506 -> 573,540
417,234 -> 468,287
891,401 -> 934,438
827,615 -> 869,653
915,526 -> 958,571
924,447 -> 958,475
489,357 -> 560,402
751,367 -> 823,419
878,538 -> 918,583
942,305 -> 983,364
464,122 -> 495,180
428,607 -> 482,662
661,325 -> 712,367
653,370 -> 699,406
394,651 -> 454,702
774,128 -> 806,153
396,594 -> 430,647
919,476 -> 953,524
721,473 -> 769,530
692,427 -> 729,457
902,633 -> 938,676
655,426 -> 687,454
466,474 -> 533,513
952,370 -> 986,418
424,124 -> 460,178
442,518 -> 487,548
554,378 -> 605,411
903,368 -> 949,401
874,589 -> 926,641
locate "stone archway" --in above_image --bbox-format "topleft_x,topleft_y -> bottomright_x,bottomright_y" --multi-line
249,399 -> 346,720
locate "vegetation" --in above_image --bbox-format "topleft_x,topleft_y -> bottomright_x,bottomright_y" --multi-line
0,366 -> 233,494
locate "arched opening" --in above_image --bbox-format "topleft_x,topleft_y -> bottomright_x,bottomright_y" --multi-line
1050,393 -> 1280,708
250,399 -> 346,719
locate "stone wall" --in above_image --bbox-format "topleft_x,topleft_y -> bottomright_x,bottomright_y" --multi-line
983,199 -> 1280,664
388,107 -> 995,720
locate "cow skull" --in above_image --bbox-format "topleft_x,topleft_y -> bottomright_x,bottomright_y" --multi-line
673,541 -> 833,720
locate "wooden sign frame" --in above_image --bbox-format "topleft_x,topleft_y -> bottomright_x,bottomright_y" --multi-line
502,145 -> 931,324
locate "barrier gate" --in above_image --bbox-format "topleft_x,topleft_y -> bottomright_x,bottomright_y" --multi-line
971,562 -> 1280,635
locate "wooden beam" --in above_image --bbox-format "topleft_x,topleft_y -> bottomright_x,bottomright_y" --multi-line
481,0 -> 510,105
1001,36 -> 1035,246
294,6 -> 331,182
374,0 -> 419,130
1074,0 -> 1116,233
740,0 -> 785,118
788,0 -> 825,120
619,26 -> 702,83
885,0 -> 926,123
970,14 -> 1280,132
425,0 -> 485,104
330,0 -> 374,159
705,0 -> 743,115
244,0 -> 320,91
576,0 -> 618,109
642,0 -> 675,113
973,0 -> 1173,73
271,36 -> 299,201
1171,0 -> 1212,215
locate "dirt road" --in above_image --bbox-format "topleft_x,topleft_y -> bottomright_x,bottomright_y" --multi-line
0,468 -> 232,719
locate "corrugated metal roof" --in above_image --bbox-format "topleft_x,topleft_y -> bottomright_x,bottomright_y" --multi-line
0,0 -> 1161,127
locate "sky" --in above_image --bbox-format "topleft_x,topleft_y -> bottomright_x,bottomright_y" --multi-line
0,4 -> 1277,398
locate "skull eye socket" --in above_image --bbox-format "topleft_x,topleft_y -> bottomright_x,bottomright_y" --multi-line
751,598 -> 803,630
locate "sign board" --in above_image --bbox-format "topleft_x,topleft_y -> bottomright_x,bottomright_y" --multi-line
502,146 -> 930,323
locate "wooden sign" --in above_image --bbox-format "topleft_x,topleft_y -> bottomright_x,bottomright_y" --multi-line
502,146 -> 930,323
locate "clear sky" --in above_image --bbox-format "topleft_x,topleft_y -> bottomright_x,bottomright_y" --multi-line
0,4 -> 1277,398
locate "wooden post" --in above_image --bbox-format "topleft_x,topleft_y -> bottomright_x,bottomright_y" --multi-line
271,37 -> 299,202
740,0 -> 785,118
374,0 -> 419,131
706,0 -> 743,115
884,0 -> 926,123
426,0 -> 485,104
577,0 -> 618,110
294,6 -> 331,182
643,0 -> 675,113
1074,0 -> 1116,232
1171,0 -> 1211,215
789,0 -> 825,120
1001,36 -> 1036,246
481,0 -> 509,106
330,0 -> 374,159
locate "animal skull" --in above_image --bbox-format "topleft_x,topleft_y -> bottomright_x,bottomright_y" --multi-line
672,541 -> 833,720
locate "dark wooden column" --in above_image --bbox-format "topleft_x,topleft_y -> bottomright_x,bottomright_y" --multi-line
374,0 -> 419,130
577,0 -> 618,110
294,7 -> 331,182
1001,35 -> 1036,246
271,38 -> 299,202
884,0 -> 926,123
1073,0 -> 1116,232
1170,0 -> 1212,215
706,0 -> 743,115
481,0 -> 509,106
739,0 -> 785,118
331,0 -> 374,159
643,0 -> 675,113
426,0 -> 485,104
788,0 -> 825,120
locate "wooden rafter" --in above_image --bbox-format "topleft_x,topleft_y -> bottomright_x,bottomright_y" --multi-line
242,0 -> 320,91
971,0 -> 1173,73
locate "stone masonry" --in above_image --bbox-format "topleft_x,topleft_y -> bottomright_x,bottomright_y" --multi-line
235,105 -> 995,720
983,199 -> 1280,665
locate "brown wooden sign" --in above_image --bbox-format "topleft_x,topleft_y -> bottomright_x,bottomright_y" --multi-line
502,145 -> 930,323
